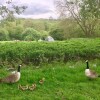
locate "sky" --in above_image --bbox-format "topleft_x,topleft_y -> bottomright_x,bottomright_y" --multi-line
0,0 -> 58,19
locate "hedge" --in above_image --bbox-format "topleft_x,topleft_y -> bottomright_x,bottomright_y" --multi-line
0,38 -> 100,66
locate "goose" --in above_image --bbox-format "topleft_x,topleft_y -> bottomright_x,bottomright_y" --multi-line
39,77 -> 45,84
18,84 -> 28,91
0,65 -> 21,83
28,83 -> 37,91
85,60 -> 99,79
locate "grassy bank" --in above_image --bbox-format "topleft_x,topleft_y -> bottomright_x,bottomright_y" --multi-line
0,60 -> 100,100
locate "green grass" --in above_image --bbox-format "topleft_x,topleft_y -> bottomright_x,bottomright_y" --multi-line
0,60 -> 100,100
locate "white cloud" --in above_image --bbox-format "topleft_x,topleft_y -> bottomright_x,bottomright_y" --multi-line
16,11 -> 57,19
0,0 -> 57,19
21,0 -> 57,19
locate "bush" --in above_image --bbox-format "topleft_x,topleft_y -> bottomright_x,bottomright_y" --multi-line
49,28 -> 64,40
40,31 -> 48,40
22,28 -> 41,41
9,25 -> 24,40
0,38 -> 99,66
0,28 -> 9,41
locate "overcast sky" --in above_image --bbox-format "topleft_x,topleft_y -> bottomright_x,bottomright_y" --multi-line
0,0 -> 58,19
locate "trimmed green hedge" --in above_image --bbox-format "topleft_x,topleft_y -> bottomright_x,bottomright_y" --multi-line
0,38 -> 100,66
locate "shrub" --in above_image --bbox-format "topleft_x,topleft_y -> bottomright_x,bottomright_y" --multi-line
49,28 -> 64,40
0,28 -> 9,41
0,38 -> 99,66
9,25 -> 24,40
40,31 -> 48,40
22,28 -> 41,41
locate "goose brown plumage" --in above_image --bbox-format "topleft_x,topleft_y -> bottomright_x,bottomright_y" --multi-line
28,84 -> 36,91
39,78 -> 45,84
0,65 -> 21,83
18,84 -> 28,90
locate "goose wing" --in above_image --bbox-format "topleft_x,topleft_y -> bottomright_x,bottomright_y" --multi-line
89,70 -> 98,78
1,73 -> 19,83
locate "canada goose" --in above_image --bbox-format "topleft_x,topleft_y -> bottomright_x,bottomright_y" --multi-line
39,78 -> 45,84
0,65 -> 21,83
29,84 -> 36,91
18,84 -> 28,91
85,60 -> 99,79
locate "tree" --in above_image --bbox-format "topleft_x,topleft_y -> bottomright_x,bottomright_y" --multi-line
40,31 -> 48,40
49,28 -> 64,40
55,0 -> 100,37
0,0 -> 27,21
0,28 -> 9,41
9,25 -> 24,40
58,19 -> 85,38
44,22 -> 49,31
22,28 -> 41,41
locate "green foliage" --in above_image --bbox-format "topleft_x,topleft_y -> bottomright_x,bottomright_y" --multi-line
9,25 -> 24,40
79,0 -> 100,36
55,0 -> 100,37
0,18 -> 100,41
49,28 -> 64,40
58,19 -> 85,38
80,0 -> 100,18
23,19 -> 34,28
22,28 -> 41,41
0,28 -> 9,41
4,21 -> 16,40
40,31 -> 48,40
44,21 -> 49,31
0,38 -> 99,66
23,19 -> 58,32
23,19 -> 45,31
0,19 -> 59,41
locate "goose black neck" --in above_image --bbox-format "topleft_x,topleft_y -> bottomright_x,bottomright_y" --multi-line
86,61 -> 89,69
17,65 -> 21,72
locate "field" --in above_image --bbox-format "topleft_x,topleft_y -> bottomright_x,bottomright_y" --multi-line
0,38 -> 100,100
0,0 -> 100,99
0,60 -> 100,100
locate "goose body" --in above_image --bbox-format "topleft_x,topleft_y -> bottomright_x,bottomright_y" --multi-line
85,69 -> 98,79
85,60 -> 99,79
0,65 -> 21,83
18,84 -> 28,90
39,78 -> 45,84
29,84 -> 36,91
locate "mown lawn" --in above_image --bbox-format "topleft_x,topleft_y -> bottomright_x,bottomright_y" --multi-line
0,60 -> 100,100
